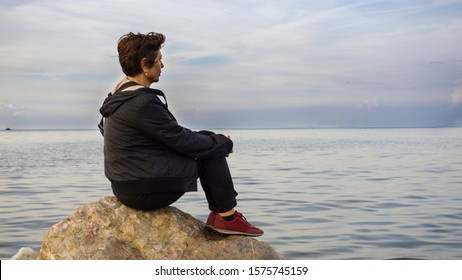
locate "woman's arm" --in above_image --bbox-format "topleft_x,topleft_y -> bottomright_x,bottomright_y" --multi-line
135,94 -> 233,159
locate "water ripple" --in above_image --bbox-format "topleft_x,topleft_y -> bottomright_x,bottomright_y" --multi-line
1,128 -> 462,259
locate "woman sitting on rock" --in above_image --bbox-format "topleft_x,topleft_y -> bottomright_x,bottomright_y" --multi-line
99,32 -> 263,237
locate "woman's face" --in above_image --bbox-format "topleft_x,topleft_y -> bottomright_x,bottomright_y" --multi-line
145,50 -> 164,83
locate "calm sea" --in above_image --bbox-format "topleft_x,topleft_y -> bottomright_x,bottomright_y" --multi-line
1,128 -> 461,260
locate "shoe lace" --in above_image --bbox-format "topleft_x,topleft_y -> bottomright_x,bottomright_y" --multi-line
235,211 -> 252,226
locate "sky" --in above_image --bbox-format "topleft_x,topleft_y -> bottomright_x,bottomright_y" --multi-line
1,0 -> 462,129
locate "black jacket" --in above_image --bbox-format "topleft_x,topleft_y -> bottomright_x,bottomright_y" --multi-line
99,81 -> 233,195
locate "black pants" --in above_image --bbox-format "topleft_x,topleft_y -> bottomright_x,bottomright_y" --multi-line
113,156 -> 238,212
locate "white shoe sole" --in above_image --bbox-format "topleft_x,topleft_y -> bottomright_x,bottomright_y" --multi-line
205,225 -> 263,237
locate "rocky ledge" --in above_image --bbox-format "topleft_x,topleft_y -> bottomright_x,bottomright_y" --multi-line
12,196 -> 283,260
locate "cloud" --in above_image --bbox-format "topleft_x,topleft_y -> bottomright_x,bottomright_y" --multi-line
451,78 -> 462,107
1,0 -> 462,128
185,55 -> 231,66
0,101 -> 29,127
0,100 -> 31,116
356,96 -> 382,109
0,101 -> 14,111
12,111 -> 32,117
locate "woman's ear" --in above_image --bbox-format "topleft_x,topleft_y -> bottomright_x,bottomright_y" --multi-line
140,57 -> 150,73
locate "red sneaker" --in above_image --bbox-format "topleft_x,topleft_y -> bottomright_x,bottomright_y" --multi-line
205,211 -> 264,237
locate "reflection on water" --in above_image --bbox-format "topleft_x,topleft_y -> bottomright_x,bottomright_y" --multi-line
1,128 -> 462,259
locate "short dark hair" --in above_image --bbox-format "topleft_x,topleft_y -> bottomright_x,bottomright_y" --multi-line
117,32 -> 166,77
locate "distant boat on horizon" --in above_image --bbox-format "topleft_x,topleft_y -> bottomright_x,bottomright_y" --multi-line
5,127 -> 12,131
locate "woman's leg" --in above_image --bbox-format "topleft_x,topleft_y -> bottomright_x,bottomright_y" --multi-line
197,156 -> 238,213
198,156 -> 264,236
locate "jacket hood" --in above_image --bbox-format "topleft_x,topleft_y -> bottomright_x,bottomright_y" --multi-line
99,78 -> 145,117
99,89 -> 143,118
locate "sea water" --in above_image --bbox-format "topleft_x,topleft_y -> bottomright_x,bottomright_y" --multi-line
1,128 -> 461,259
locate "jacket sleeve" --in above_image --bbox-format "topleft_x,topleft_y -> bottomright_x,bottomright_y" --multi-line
135,95 -> 233,159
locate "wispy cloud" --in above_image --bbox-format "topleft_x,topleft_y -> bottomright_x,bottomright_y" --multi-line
0,0 -> 461,128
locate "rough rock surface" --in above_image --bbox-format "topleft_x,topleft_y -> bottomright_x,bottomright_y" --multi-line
38,196 -> 283,260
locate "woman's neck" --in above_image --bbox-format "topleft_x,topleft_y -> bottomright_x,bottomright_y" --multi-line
127,74 -> 150,88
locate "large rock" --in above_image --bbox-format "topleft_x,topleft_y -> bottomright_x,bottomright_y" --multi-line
38,196 -> 283,260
